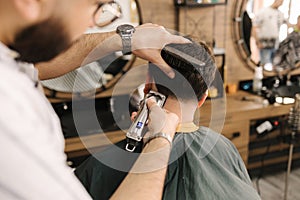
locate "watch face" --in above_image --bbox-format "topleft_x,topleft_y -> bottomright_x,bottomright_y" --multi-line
117,24 -> 135,34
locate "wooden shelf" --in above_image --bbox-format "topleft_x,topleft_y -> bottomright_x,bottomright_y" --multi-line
198,90 -> 293,166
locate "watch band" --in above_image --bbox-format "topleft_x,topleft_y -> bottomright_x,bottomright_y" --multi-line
122,35 -> 132,55
116,24 -> 135,55
143,132 -> 172,147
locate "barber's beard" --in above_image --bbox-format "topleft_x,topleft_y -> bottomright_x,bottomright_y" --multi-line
9,19 -> 72,64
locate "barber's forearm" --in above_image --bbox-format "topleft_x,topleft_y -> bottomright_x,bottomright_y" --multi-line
36,32 -> 121,80
111,137 -> 172,200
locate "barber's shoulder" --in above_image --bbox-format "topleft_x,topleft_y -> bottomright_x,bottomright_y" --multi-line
0,65 -> 51,120
0,65 -> 31,95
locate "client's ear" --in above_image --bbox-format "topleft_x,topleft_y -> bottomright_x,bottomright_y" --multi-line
197,90 -> 208,108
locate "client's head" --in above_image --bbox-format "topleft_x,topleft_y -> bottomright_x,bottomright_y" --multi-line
147,39 -> 216,106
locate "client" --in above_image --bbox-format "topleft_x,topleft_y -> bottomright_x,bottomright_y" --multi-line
75,39 -> 261,200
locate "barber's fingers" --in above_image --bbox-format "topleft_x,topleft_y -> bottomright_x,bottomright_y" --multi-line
147,102 -> 166,134
167,34 -> 192,44
146,98 -> 179,136
136,23 -> 190,44
132,23 -> 191,50
152,54 -> 177,79
146,97 -> 159,110
138,48 -> 176,78
132,23 -> 191,78
138,23 -> 160,28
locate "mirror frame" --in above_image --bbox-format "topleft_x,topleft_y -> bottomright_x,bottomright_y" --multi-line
231,0 -> 276,76
43,0 -> 143,101
175,0 -> 227,7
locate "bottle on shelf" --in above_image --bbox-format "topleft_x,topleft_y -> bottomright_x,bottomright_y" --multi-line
253,64 -> 263,95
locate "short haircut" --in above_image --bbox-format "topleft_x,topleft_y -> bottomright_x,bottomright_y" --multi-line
148,39 -> 216,101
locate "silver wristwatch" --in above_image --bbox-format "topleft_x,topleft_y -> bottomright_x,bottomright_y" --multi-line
116,24 -> 136,55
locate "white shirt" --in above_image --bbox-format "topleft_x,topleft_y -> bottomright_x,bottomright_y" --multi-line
253,6 -> 285,39
0,42 -> 91,199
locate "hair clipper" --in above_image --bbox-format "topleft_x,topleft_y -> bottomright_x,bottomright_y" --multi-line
125,91 -> 166,152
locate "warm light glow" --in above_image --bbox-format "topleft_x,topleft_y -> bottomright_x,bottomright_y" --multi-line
276,96 -> 295,104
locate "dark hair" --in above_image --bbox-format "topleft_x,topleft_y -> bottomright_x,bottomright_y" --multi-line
148,40 -> 216,101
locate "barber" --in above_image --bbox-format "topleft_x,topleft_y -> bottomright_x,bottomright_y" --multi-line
0,0 -> 189,199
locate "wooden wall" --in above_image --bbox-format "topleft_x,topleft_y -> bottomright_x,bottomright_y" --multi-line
137,0 -> 254,84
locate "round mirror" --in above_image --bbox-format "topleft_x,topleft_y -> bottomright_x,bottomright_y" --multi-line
42,0 -> 142,99
232,0 -> 300,75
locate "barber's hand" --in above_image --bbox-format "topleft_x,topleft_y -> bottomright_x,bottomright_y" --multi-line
145,98 -> 179,140
132,23 -> 191,78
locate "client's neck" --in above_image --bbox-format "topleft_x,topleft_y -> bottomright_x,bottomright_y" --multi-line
163,97 -> 198,124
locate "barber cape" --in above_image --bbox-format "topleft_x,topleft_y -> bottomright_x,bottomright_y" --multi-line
75,125 -> 261,200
